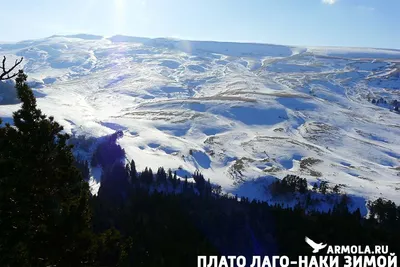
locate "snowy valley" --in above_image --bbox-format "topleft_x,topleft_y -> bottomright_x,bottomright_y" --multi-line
1,34 -> 400,208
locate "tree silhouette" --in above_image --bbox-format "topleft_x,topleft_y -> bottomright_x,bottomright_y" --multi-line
0,56 -> 23,81
0,70 -> 94,266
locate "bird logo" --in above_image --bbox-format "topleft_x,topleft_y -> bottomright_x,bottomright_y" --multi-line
305,236 -> 327,253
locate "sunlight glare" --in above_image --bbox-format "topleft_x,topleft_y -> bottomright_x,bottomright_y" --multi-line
114,0 -> 126,32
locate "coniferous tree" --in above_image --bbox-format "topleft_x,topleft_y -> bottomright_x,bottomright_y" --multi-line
312,182 -> 318,191
140,167 -> 154,186
168,168 -> 173,181
156,167 -> 167,185
148,168 -> 154,185
333,184 -> 341,194
125,163 -> 131,177
0,70 -> 94,266
212,184 -> 222,197
193,171 -> 206,194
140,167 -> 148,184
319,181 -> 328,194
129,159 -> 137,183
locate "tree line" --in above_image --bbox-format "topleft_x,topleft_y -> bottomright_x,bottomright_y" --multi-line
367,95 -> 400,111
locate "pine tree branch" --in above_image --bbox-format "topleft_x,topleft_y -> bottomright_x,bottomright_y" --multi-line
0,56 -> 23,81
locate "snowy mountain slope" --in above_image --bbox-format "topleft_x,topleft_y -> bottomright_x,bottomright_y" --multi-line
1,35 -> 400,205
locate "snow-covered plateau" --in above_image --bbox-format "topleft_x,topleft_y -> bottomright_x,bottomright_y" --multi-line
1,34 -> 400,207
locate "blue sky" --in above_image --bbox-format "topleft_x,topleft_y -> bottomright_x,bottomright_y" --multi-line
1,0 -> 399,49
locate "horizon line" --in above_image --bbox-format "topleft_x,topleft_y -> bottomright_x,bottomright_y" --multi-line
1,33 -> 400,51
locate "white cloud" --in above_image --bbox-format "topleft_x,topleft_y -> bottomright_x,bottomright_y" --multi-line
322,0 -> 337,4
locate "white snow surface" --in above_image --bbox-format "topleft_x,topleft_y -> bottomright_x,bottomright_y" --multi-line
1,35 -> 400,206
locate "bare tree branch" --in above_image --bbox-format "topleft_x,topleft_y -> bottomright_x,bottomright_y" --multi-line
0,56 -> 23,81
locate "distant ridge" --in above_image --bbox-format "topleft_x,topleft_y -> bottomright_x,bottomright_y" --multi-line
107,35 -> 153,43
103,35 -> 400,59
50,34 -> 104,40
